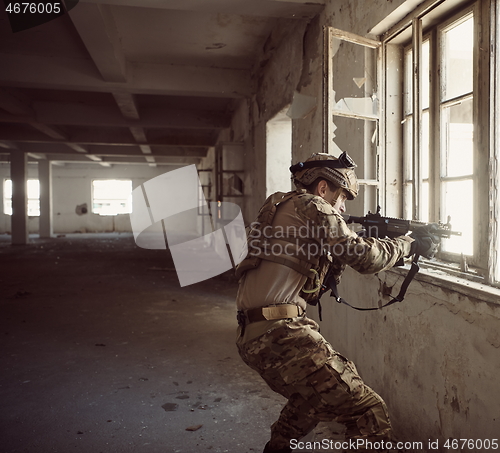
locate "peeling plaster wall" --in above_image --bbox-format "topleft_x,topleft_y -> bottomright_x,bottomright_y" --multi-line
215,17 -> 310,224
324,0 -> 408,36
225,0 -> 500,447
319,267 -> 500,446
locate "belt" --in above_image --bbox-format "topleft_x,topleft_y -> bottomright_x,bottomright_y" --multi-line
238,304 -> 305,326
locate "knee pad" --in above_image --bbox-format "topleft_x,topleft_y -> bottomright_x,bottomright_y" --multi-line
356,402 -> 392,438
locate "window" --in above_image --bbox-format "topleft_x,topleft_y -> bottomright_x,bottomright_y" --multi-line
198,170 -> 212,206
92,180 -> 132,216
3,179 -> 40,216
402,10 -> 474,255
382,0 -> 499,285
324,27 -> 381,215
266,107 -> 292,197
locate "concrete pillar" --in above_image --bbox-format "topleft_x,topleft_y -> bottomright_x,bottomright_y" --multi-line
39,160 -> 53,238
10,151 -> 28,245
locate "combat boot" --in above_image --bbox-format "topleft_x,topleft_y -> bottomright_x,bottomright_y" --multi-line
263,441 -> 292,453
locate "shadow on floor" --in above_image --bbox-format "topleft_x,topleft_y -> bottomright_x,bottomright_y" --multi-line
1,233 -> 295,453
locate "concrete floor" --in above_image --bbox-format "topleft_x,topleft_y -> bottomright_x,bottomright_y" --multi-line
0,233 -> 343,453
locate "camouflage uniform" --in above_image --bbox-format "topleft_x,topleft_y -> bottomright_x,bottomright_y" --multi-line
236,190 -> 412,451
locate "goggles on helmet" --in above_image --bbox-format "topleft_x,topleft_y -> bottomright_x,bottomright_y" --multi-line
289,151 -> 357,174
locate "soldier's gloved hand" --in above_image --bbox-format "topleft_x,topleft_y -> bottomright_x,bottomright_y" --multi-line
409,223 -> 441,258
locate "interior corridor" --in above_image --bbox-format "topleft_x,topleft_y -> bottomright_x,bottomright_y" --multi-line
0,233 -> 300,453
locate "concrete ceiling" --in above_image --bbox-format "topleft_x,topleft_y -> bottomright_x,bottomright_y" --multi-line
0,0 -> 324,167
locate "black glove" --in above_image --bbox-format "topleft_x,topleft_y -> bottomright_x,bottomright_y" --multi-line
409,223 -> 441,259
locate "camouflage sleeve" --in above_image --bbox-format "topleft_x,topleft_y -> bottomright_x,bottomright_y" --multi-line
294,193 -> 413,274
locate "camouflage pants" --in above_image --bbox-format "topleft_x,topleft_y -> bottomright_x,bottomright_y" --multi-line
236,316 -> 392,451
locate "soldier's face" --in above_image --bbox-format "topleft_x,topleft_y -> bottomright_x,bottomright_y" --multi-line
331,190 -> 348,213
315,181 -> 348,213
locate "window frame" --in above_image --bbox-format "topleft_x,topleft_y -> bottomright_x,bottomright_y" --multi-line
381,0 -> 499,286
494,0 -> 500,283
91,179 -> 133,217
3,178 -> 40,217
435,7 -> 477,264
323,27 -> 383,215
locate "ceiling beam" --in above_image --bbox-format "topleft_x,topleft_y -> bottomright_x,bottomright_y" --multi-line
0,156 -> 190,167
0,127 -> 216,148
130,127 -> 148,143
68,3 -> 127,83
112,93 -> 140,120
0,89 -> 90,155
85,154 -> 103,161
83,154 -> 112,167
25,145 -> 207,161
0,53 -> 252,98
129,127 -> 156,166
88,145 -> 207,157
37,154 -> 202,166
27,153 -> 46,159
66,143 -> 89,153
8,141 -> 208,157
0,88 -> 34,115
111,92 -> 157,165
29,123 -> 67,140
0,140 -> 19,149
0,101 -> 231,129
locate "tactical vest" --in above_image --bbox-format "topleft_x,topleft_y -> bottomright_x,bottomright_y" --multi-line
235,190 -> 332,304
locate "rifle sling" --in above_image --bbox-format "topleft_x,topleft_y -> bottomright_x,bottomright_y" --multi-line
387,254 -> 420,305
325,255 -> 420,311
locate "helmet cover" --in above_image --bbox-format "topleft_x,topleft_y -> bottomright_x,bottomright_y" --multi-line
290,152 -> 359,200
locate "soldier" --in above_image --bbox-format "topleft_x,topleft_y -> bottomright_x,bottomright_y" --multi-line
235,152 -> 440,453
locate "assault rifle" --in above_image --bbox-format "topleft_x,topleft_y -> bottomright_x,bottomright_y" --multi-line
320,207 -> 461,312
341,206 -> 462,240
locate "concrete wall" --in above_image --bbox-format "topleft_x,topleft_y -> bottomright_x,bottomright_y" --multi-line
0,163 -> 193,235
327,267 -> 500,447
230,18 -> 310,223
219,0 -> 500,448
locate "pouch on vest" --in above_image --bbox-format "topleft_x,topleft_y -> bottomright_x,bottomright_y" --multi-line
235,191 -> 294,280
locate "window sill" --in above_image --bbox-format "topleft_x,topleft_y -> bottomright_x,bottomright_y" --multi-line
387,261 -> 500,307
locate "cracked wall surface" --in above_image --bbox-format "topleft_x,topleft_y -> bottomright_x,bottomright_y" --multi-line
313,266 -> 500,446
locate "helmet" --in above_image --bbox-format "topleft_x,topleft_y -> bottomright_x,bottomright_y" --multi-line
290,151 -> 359,200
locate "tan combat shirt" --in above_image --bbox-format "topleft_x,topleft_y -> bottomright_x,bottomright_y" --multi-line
236,190 -> 412,311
